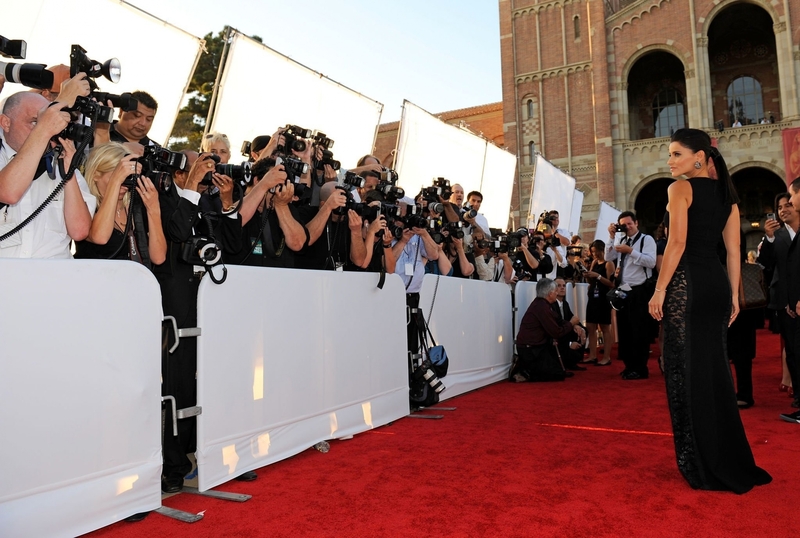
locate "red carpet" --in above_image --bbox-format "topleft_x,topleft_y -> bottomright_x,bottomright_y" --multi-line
88,330 -> 800,537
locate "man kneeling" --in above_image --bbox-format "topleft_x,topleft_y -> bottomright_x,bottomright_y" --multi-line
512,278 -> 582,381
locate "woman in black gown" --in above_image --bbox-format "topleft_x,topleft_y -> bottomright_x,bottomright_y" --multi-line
648,128 -> 771,493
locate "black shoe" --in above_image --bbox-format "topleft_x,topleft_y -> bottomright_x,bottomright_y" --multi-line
737,400 -> 754,409
234,470 -> 258,482
622,371 -> 648,380
792,399 -> 800,409
564,371 -> 575,378
567,365 -> 587,371
779,410 -> 800,424
161,477 -> 183,494
620,369 -> 630,377
124,512 -> 150,523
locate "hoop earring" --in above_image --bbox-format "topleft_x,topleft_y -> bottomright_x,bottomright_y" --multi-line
694,161 -> 702,170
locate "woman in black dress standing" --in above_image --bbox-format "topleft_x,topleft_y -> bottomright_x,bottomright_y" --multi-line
583,239 -> 615,366
648,128 -> 771,493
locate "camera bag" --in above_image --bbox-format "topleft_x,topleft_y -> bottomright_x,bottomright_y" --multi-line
738,263 -> 767,310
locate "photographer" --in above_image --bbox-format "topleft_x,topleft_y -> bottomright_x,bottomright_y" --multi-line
90,90 -> 159,148
464,190 -> 490,238
605,210 -> 656,380
512,278 -> 581,382
230,157 -> 307,268
154,150 -> 242,493
0,77 -> 95,259
564,245 -> 588,283
472,229 -> 513,284
201,132 -> 231,163
74,142 -> 165,264
515,231 -> 553,281
536,212 -> 566,279
442,232 -> 475,279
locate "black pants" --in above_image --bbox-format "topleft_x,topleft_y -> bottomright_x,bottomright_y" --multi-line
160,274 -> 201,482
728,308 -> 759,404
406,293 -> 421,361
514,344 -> 565,382
616,284 -> 651,376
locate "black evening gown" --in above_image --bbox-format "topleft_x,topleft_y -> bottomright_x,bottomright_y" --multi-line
662,177 -> 771,494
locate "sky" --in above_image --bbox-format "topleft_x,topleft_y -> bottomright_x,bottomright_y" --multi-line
124,0 -> 503,123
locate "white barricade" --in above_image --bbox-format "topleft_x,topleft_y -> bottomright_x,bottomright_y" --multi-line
0,260 -> 162,538
566,282 -> 589,324
195,267 -> 410,491
418,275 -> 514,400
514,280 -> 538,338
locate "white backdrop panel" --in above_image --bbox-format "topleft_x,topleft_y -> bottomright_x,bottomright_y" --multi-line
1,0 -> 203,145
196,267 -> 409,491
0,260 -> 162,538
569,190 -> 584,235
480,142 -> 518,231
395,102 -> 485,211
595,201 -> 622,240
528,155 -> 575,228
211,33 -> 383,169
514,280 -> 538,338
418,276 -> 513,399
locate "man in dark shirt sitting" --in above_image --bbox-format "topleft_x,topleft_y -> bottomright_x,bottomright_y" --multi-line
512,278 -> 581,382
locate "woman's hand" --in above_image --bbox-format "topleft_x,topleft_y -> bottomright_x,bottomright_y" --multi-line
729,295 -> 739,326
109,154 -> 141,192
136,175 -> 160,214
648,290 -> 666,321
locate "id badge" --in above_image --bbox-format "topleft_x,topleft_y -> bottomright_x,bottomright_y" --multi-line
0,218 -> 22,248
404,262 -> 414,276
252,239 -> 263,256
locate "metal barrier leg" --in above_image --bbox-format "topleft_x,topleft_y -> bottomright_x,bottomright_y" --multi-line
180,487 -> 251,502
155,506 -> 204,523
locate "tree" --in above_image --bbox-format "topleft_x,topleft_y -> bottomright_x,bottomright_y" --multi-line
168,27 -> 261,151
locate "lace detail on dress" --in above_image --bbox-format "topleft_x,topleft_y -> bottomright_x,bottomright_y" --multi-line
662,265 -> 703,489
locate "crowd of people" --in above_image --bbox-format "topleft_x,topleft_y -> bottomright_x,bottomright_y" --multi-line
3,65 -> 798,500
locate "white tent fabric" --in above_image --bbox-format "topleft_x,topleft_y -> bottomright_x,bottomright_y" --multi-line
569,189 -> 584,237
209,31 -> 383,169
1,0 -> 203,145
528,155 -> 575,228
394,101 -> 516,230
595,201 -> 622,241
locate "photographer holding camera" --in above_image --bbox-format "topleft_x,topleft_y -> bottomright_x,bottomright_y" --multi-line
154,150 -> 242,492
0,76 -> 96,258
73,142 -> 165,264
514,231 -> 554,282
101,90 -> 158,147
606,210 -> 657,380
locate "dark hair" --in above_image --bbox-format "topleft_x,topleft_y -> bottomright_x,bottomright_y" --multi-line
670,128 -> 739,205
467,191 -> 483,202
775,192 -> 790,223
618,210 -> 636,223
548,210 -> 559,216
790,177 -> 800,194
357,154 -> 381,167
590,239 -> 605,252
131,91 -> 158,111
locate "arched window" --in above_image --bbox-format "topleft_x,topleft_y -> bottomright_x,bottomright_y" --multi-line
727,76 -> 763,125
529,141 -> 536,164
573,16 -> 580,39
526,99 -> 534,119
652,88 -> 685,137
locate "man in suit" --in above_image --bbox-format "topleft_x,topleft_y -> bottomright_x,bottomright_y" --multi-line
551,278 -> 587,371
780,178 -> 800,423
760,191 -> 800,412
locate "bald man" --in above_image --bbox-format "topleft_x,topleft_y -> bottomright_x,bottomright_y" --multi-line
0,80 -> 95,258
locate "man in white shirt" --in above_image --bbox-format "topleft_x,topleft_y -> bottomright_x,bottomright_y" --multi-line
0,78 -> 95,258
465,190 -> 490,238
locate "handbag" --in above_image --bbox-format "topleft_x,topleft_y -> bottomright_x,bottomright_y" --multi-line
739,263 -> 767,310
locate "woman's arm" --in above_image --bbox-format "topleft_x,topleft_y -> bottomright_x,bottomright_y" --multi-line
648,180 -> 691,320
722,204 -> 741,326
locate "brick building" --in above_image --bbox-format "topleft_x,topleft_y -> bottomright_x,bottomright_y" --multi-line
373,102 -> 504,168
500,0 -> 800,244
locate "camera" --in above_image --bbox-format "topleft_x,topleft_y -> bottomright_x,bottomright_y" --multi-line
315,149 -> 341,171
133,145 -> 188,192
0,61 -> 53,90
420,177 -> 453,204
70,45 -> 120,87
766,212 -> 776,221
489,233 -> 522,255
461,205 -> 478,221
92,91 -> 138,112
66,95 -> 114,123
278,155 -> 309,179
202,156 -> 252,188
278,124 -> 312,154
0,35 -> 25,59
512,258 -> 533,280
312,131 -> 334,150
402,205 -> 428,230
608,288 -> 628,311
55,122 -> 94,144
443,221 -> 464,240
375,182 -> 405,203
413,358 -> 445,394
539,210 -> 556,227
378,168 -> 398,183
181,236 -> 222,266
341,171 -> 365,190
614,224 -> 627,233
476,239 -> 491,250
432,177 -> 452,200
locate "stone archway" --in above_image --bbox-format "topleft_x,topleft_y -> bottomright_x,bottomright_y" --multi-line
731,165 -> 786,252
632,177 -> 675,235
